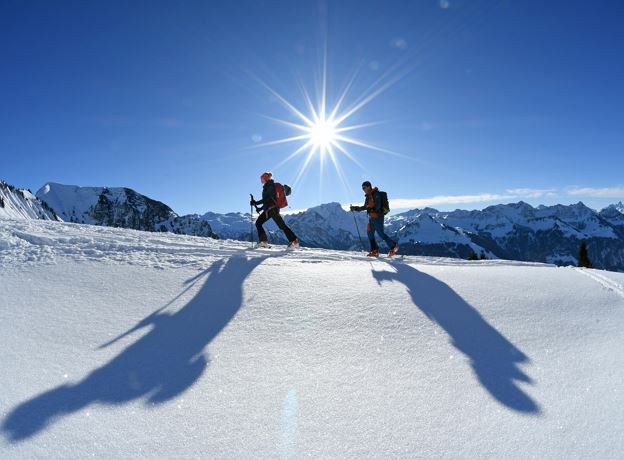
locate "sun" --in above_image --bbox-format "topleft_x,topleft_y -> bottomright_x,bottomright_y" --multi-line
308,114 -> 337,154
250,58 -> 405,192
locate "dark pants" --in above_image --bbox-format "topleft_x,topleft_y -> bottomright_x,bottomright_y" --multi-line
256,207 -> 297,243
367,215 -> 396,251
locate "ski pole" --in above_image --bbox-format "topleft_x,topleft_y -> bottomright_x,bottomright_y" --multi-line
250,194 -> 255,248
351,207 -> 365,251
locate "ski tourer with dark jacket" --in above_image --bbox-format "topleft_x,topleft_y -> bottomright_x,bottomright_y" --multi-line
250,172 -> 299,249
350,181 -> 398,257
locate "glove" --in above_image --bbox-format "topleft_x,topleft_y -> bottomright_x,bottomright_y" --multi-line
350,205 -> 358,212
250,199 -> 256,206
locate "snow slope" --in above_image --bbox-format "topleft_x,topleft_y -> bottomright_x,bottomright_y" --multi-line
1,219 -> 623,458
0,181 -> 59,221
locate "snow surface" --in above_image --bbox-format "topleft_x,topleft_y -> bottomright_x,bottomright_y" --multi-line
1,218 -> 624,458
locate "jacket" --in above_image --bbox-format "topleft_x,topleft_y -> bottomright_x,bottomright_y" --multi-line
353,187 -> 382,219
255,180 -> 277,212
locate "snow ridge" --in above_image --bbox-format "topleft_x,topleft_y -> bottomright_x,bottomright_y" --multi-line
0,181 -> 60,221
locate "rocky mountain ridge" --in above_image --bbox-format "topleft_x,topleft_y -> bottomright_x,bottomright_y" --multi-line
4,179 -> 623,271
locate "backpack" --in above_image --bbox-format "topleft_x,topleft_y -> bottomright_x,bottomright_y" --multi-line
378,190 -> 390,215
274,183 -> 291,209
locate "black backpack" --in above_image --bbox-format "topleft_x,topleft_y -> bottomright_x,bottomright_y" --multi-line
378,190 -> 390,215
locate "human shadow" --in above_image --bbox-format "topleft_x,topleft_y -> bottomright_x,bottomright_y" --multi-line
3,254 -> 266,441
372,261 -> 540,414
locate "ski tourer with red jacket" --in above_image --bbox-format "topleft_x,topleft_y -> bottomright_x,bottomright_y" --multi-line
350,181 -> 399,257
250,172 -> 299,249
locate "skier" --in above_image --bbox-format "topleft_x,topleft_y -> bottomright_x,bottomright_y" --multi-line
250,172 -> 299,249
350,181 -> 399,257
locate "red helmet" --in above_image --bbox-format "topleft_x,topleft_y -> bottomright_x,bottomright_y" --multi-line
260,172 -> 272,183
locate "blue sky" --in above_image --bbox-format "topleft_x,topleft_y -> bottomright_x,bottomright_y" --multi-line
1,0 -> 623,214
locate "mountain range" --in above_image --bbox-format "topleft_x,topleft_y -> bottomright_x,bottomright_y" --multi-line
206,200 -> 624,271
35,182 -> 216,238
2,179 -> 623,271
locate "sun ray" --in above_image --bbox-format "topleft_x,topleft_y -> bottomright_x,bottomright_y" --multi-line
255,78 -> 315,126
326,143 -> 354,197
333,65 -> 412,127
320,50 -> 328,123
272,140 -> 314,170
297,78 -> 319,124
248,133 -> 311,149
328,64 -> 363,121
293,146 -> 318,189
260,115 -> 310,132
333,121 -> 386,134
330,139 -> 367,170
334,134 -> 413,160
254,50 -> 412,193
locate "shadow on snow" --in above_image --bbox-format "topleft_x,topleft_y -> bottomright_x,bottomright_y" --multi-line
372,261 -> 540,414
2,254 -> 266,441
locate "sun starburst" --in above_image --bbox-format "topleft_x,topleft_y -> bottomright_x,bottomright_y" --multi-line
308,113 -> 337,153
250,57 -> 408,195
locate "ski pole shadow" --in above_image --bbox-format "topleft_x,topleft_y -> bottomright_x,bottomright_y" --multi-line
372,261 -> 540,414
2,254 -> 266,442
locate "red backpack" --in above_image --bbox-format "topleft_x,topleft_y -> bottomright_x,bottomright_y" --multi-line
274,183 -> 291,208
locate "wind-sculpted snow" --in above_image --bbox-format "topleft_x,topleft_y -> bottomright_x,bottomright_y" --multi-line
1,219 -> 623,458
3,255 -> 267,442
0,219 -> 223,269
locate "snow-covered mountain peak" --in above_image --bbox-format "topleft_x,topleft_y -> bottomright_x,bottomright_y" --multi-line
394,208 -> 426,219
483,201 -> 536,220
542,201 -> 599,222
602,201 -> 624,215
200,211 -> 251,239
306,201 -> 347,219
32,182 -> 215,238
0,180 -> 59,221
599,202 -> 624,230
36,182 -> 176,225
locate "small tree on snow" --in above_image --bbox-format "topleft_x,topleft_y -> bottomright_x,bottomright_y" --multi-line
578,240 -> 593,268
